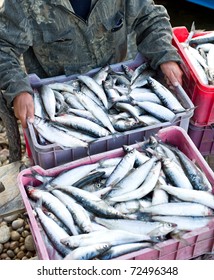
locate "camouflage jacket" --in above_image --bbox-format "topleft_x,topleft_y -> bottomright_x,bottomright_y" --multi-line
0,0 -> 181,104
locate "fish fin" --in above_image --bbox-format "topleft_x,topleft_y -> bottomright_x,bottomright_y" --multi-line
170,230 -> 192,246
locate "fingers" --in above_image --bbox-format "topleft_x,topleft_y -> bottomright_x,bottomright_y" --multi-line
13,92 -> 34,129
160,62 -> 183,89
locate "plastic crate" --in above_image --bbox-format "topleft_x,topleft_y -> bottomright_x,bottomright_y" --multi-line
188,123 -> 214,156
172,26 -> 214,127
24,53 -> 194,169
17,126 -> 214,260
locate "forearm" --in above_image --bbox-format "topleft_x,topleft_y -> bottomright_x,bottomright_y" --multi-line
127,1 -> 181,69
0,52 -> 34,106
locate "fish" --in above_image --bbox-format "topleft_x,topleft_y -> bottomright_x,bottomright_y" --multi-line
53,114 -> 110,138
147,77 -> 185,113
33,116 -> 89,149
44,162 -> 100,188
77,74 -> 108,109
141,202 -> 214,216
99,242 -> 153,260
35,207 -> 71,257
108,161 -> 161,202
152,215 -> 214,232
26,186 -> 78,235
94,217 -> 176,237
63,243 -> 111,260
107,157 -> 158,199
61,229 -> 153,248
104,148 -> 136,188
52,185 -> 127,219
159,184 -> 214,210
40,85 -> 57,120
132,101 -> 176,122
50,189 -> 93,233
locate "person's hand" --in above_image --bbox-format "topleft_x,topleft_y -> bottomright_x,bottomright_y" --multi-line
160,61 -> 183,89
13,92 -> 34,129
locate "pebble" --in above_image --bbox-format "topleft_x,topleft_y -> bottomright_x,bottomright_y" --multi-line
24,235 -> 35,252
12,219 -> 24,230
0,212 -> 37,260
0,225 -> 10,244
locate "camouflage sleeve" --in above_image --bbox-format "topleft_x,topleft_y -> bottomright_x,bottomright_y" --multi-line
125,0 -> 181,69
0,0 -> 34,105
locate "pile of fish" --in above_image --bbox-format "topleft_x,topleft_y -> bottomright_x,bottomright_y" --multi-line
32,62 -> 186,149
24,136 -> 214,260
181,23 -> 214,85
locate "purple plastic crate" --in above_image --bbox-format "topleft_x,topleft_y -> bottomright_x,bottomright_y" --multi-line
188,123 -> 214,156
24,53 -> 194,169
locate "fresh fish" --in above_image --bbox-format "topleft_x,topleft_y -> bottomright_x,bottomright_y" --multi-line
94,217 -> 176,237
93,65 -> 110,85
161,157 -> 194,190
64,243 -> 111,260
104,148 -> 136,188
114,199 -> 152,214
52,185 -> 126,219
53,114 -> 110,138
40,85 -> 57,120
74,91 -> 116,134
159,184 -> 214,209
189,32 -> 214,46
26,186 -> 78,235
132,101 -> 176,122
35,207 -> 71,257
99,242 -> 152,260
107,157 -> 158,198
50,189 -> 93,233
141,202 -> 214,216
78,75 -> 108,109
152,215 -> 214,231
48,82 -> 77,93
181,44 -> 209,84
147,77 -> 185,113
33,116 -> 88,148
109,161 -> 161,202
61,229 -> 153,248
45,162 -> 100,188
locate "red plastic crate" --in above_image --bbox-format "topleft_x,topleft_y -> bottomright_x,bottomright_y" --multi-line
17,126 -> 214,260
188,123 -> 214,156
172,26 -> 214,127
24,53 -> 194,169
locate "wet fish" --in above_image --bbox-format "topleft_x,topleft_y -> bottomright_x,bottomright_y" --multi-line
64,243 -> 111,260
35,207 -> 71,257
61,229 -> 153,248
26,186 -> 78,235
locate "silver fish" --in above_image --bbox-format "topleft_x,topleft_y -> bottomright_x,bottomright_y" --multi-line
35,207 -> 71,257
159,184 -> 214,210
152,215 -> 214,232
33,116 -> 88,149
63,243 -> 111,260
52,185 -> 126,219
61,229 -> 152,248
78,75 -> 108,109
141,202 -> 214,216
147,77 -> 185,113
50,189 -> 93,233
26,186 -> 78,235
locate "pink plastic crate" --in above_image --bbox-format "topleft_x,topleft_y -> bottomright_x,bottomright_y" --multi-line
188,123 -> 214,156
24,53 -> 194,169
17,126 -> 214,260
172,26 -> 214,127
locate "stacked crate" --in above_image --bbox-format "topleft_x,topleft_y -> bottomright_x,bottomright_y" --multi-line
172,26 -> 214,157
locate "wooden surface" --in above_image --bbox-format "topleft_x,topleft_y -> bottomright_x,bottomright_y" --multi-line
0,161 -> 25,217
